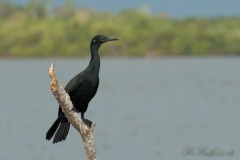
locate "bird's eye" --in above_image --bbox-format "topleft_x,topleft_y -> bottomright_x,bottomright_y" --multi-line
92,39 -> 97,43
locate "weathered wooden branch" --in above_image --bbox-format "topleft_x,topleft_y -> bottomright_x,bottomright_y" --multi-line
48,60 -> 96,160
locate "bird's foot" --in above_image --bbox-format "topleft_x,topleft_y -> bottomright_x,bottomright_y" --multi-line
82,118 -> 93,128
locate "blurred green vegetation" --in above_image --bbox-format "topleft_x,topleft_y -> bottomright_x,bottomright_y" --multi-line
1,0 -> 240,57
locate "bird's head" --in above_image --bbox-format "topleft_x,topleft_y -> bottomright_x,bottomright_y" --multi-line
91,35 -> 118,45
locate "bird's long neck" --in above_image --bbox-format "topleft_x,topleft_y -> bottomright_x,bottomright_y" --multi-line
85,43 -> 101,76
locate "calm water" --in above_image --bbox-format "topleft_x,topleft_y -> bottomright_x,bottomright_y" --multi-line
0,58 -> 240,160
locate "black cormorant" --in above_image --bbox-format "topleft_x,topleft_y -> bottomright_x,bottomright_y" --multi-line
46,35 -> 118,143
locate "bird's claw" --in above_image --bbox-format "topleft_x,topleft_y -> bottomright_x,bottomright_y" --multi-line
82,118 -> 93,128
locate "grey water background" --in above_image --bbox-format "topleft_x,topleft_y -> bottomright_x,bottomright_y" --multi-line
0,57 -> 240,160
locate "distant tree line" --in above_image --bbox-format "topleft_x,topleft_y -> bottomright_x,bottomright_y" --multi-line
0,0 -> 240,57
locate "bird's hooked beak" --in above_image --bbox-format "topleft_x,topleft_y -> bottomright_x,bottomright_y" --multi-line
104,37 -> 119,42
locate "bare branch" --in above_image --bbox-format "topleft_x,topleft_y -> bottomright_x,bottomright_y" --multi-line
48,60 -> 96,160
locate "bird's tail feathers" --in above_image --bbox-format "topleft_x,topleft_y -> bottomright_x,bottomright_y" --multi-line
53,122 -> 70,143
46,118 -> 60,141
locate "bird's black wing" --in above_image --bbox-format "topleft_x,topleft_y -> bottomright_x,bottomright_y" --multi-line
57,72 -> 85,116
64,72 -> 85,96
